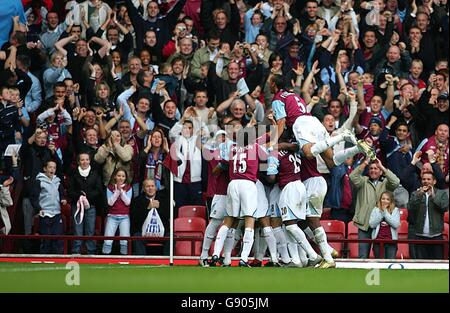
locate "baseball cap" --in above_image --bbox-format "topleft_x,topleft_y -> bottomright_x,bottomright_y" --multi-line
437,92 -> 448,101
369,116 -> 383,127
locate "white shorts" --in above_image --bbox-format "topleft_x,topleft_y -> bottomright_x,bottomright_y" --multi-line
292,115 -> 329,148
268,184 -> 281,218
255,180 -> 270,219
279,180 -> 307,222
210,195 -> 227,219
226,180 -> 258,218
303,176 -> 328,218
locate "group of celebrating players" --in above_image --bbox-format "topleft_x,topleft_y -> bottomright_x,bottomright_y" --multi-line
198,74 -> 373,268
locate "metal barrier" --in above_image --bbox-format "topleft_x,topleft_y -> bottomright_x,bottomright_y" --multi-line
0,234 -> 448,259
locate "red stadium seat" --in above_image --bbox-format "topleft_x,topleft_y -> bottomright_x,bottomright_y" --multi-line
399,208 -> 408,221
320,220 -> 345,256
347,222 -> 374,258
346,222 -> 358,258
178,205 -> 207,220
396,220 -> 409,259
444,211 -> 449,224
174,217 -> 206,256
443,223 -> 449,240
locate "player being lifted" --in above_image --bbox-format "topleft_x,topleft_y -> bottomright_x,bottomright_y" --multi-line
269,74 -> 371,268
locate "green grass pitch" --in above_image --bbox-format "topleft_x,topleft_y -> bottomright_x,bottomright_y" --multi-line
0,263 -> 448,293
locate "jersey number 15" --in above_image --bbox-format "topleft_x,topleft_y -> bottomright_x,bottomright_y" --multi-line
233,153 -> 247,174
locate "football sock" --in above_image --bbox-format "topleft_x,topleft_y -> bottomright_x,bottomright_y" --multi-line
286,224 -> 318,259
240,228 -> 255,263
273,226 -> 291,263
200,218 -> 222,259
212,225 -> 229,258
314,226 -> 334,262
252,227 -> 261,259
304,226 -> 335,254
263,226 -> 278,263
303,226 -> 315,240
333,146 -> 359,166
255,228 -> 268,261
286,230 -> 301,265
311,134 -> 344,157
233,224 -> 243,249
297,245 -> 309,267
222,228 -> 236,265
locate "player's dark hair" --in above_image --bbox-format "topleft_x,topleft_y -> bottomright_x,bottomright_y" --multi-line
271,74 -> 286,90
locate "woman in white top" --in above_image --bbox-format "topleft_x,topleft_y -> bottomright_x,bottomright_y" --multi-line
369,191 -> 401,259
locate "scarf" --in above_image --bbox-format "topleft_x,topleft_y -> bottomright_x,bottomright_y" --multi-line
74,194 -> 90,225
145,151 -> 164,190
78,166 -> 91,177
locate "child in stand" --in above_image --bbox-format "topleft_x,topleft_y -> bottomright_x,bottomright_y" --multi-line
408,59 -> 427,90
369,191 -> 401,259
30,160 -> 66,254
102,168 -> 132,255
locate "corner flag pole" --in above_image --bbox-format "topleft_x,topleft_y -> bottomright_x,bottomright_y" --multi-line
169,171 -> 174,266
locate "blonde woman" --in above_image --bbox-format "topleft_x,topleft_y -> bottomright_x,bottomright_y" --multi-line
43,51 -> 72,99
369,191 -> 401,259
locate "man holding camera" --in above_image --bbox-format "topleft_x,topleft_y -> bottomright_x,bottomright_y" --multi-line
408,171 -> 448,259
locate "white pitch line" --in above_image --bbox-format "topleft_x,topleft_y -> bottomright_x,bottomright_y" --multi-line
336,261 -> 449,270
